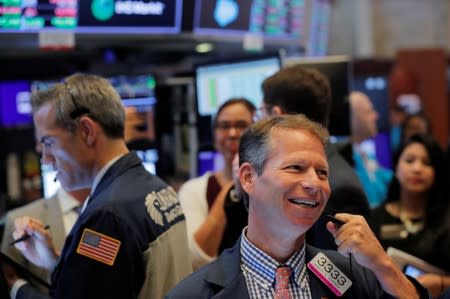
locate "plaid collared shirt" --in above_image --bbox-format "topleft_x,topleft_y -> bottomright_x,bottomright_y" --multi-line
240,229 -> 312,299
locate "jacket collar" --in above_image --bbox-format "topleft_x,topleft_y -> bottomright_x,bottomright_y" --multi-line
89,151 -> 142,202
203,239 -> 335,299
204,239 -> 250,299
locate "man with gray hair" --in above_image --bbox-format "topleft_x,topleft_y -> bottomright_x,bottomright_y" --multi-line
261,65 -> 370,250
8,73 -> 191,299
166,114 -> 427,298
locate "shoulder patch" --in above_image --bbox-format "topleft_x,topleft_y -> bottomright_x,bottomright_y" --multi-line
76,228 -> 121,266
145,186 -> 183,226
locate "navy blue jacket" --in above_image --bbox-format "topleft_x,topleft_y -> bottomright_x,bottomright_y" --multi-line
166,238 -> 429,299
18,152 -> 191,299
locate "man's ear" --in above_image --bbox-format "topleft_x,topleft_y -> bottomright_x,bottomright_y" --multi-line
79,116 -> 96,147
271,105 -> 284,116
239,162 -> 256,195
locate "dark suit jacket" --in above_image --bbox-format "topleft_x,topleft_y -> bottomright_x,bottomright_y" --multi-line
166,239 -> 428,299
306,144 -> 370,250
18,152 -> 191,299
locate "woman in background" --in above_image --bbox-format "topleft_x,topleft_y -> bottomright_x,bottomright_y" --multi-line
370,133 -> 450,297
178,98 -> 255,270
401,112 -> 431,143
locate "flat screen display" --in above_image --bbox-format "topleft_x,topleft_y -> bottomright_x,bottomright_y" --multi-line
193,0 -> 304,41
195,55 -> 281,116
0,0 -> 182,34
197,150 -> 224,176
110,74 -> 157,148
0,80 -> 32,127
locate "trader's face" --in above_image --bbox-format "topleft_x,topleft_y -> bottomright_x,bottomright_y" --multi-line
214,103 -> 253,162
396,142 -> 434,195
34,102 -> 91,192
244,128 -> 330,239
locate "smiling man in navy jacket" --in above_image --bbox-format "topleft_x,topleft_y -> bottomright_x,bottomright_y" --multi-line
166,115 -> 428,299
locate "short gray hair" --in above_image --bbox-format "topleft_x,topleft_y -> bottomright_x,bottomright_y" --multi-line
31,73 -> 125,138
239,114 -> 329,175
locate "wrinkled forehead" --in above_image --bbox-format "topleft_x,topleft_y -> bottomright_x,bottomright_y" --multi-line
268,127 -> 327,156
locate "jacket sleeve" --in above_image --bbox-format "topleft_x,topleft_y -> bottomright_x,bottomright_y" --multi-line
178,175 -> 215,269
52,209 -> 145,299
16,284 -> 50,299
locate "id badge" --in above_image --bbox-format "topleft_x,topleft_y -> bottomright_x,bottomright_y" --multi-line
307,252 -> 352,297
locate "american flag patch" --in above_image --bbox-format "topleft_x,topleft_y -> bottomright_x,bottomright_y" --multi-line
76,228 -> 121,266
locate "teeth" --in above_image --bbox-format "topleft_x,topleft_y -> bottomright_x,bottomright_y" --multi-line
289,199 -> 318,207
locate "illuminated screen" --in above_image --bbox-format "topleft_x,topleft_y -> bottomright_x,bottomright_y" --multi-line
195,55 -> 281,116
197,150 -> 223,176
0,0 -> 182,33
110,75 -> 157,147
0,81 -> 32,127
193,0 -> 304,40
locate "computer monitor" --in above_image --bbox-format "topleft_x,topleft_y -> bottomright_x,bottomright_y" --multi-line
135,149 -> 159,175
0,0 -> 183,34
0,80 -> 32,127
192,0 -> 304,42
110,74 -> 157,149
197,149 -> 224,176
195,54 -> 282,116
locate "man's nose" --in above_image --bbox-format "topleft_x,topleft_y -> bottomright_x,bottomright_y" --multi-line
300,169 -> 320,194
40,150 -> 55,166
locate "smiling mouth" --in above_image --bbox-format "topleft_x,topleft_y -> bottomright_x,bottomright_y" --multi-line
288,198 -> 319,208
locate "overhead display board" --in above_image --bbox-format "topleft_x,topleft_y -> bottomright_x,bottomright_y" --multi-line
0,0 -> 182,33
193,0 -> 305,41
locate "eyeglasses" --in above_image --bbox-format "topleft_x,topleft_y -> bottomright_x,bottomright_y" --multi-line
64,81 -> 90,119
215,120 -> 251,131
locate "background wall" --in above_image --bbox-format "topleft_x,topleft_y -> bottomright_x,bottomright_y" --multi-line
328,0 -> 450,58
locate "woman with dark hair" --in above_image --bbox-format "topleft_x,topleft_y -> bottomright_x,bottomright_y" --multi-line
178,98 -> 255,270
370,133 -> 450,297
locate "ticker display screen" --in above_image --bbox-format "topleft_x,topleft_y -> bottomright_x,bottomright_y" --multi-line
0,0 -> 182,33
193,0 -> 304,40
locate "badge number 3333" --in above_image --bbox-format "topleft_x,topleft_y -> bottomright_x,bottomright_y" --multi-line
307,252 -> 353,297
